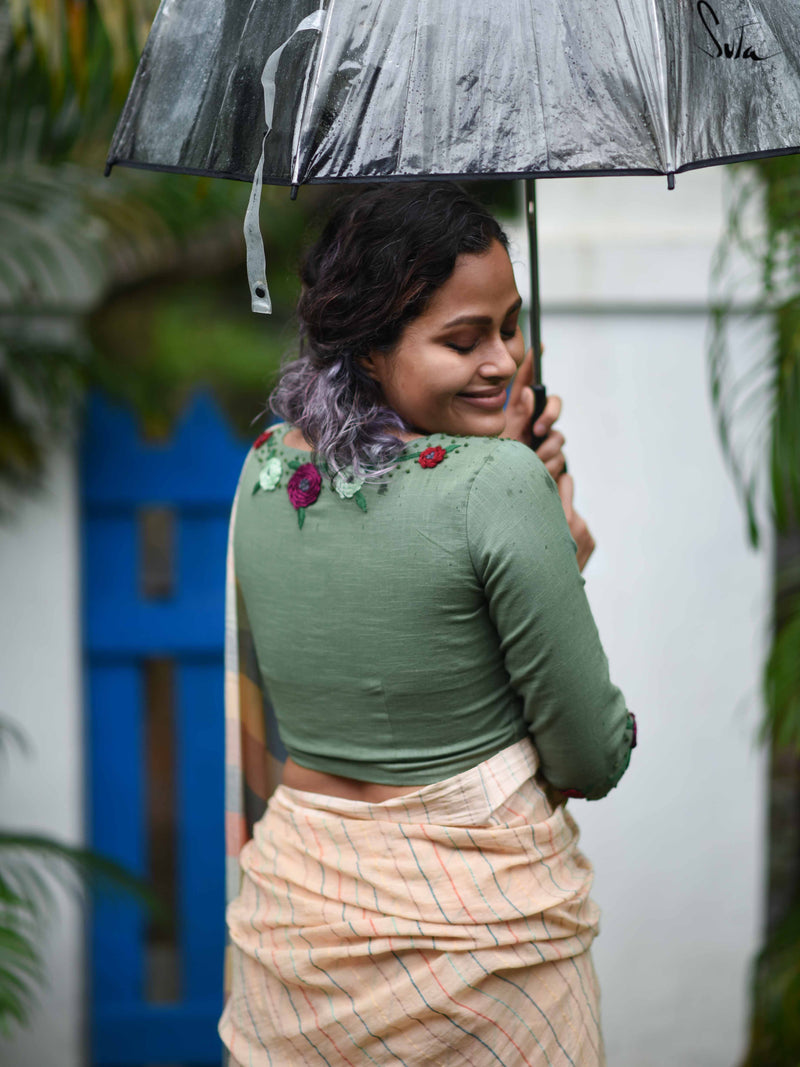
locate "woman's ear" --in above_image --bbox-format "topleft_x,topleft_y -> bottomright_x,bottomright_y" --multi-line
359,351 -> 384,384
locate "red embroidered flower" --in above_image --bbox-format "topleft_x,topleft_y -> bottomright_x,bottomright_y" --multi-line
418,446 -> 447,468
253,429 -> 274,449
287,464 -> 322,509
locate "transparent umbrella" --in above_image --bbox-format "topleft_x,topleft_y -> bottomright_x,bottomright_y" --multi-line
107,0 -> 800,427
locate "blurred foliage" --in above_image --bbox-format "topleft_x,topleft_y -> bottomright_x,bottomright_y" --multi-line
85,179 -> 338,440
710,158 -> 800,752
709,159 -> 800,549
0,0 -> 327,508
0,717 -> 162,1036
711,158 -> 800,1066
741,899 -> 800,1067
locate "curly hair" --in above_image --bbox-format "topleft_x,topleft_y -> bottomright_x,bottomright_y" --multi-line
270,181 -> 509,480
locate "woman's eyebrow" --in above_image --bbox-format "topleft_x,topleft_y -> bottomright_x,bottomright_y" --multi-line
441,297 -> 522,330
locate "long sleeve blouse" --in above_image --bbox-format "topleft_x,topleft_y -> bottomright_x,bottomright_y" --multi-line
232,423 -> 635,800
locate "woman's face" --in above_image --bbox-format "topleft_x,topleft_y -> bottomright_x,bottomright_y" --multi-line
363,239 -> 525,437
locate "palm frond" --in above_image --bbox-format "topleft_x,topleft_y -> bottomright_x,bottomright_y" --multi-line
708,165 -> 790,547
0,717 -> 163,1034
709,161 -> 800,753
0,833 -> 164,1036
763,598 -> 800,750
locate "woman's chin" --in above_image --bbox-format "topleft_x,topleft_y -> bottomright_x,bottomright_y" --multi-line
455,410 -> 507,437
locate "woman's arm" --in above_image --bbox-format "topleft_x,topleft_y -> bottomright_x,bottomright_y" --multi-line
466,441 -> 635,800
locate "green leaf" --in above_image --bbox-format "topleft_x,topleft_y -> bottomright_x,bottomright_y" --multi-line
0,834 -> 163,915
354,489 -> 367,512
297,507 -> 305,529
709,159 -> 800,751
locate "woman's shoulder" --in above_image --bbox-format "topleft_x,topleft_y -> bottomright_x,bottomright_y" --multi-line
459,435 -> 561,513
399,432 -> 538,465
448,434 -> 553,484
234,423 -> 288,496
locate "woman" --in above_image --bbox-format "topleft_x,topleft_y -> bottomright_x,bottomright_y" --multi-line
218,182 -> 636,1067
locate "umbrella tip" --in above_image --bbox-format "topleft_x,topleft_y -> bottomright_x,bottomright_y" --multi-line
667,172 -> 675,191
290,184 -> 299,201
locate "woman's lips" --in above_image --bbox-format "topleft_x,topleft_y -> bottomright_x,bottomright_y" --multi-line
456,390 -> 506,410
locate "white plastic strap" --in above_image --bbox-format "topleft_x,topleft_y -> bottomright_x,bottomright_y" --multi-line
244,9 -> 326,314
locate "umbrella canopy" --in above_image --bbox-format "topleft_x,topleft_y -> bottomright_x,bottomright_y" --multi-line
106,0 -> 800,394
108,0 -> 800,186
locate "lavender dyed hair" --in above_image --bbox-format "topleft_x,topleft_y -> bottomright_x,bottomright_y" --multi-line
270,181 -> 508,480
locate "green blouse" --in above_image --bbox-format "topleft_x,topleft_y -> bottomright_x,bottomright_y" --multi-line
233,423 -> 635,799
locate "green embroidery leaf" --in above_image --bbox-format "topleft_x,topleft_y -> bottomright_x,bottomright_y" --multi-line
354,490 -> 367,512
288,459 -> 303,471
297,507 -> 305,529
251,482 -> 261,495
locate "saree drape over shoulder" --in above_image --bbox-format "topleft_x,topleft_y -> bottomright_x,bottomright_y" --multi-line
220,427 -> 635,1066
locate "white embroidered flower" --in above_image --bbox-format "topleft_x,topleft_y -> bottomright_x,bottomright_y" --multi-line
333,467 -> 365,499
258,457 -> 283,491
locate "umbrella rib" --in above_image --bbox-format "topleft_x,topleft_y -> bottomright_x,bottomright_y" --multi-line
525,0 -> 551,172
292,0 -> 333,186
396,7 -> 422,172
645,0 -> 675,173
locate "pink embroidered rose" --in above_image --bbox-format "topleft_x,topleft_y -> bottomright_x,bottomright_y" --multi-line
253,429 -> 274,449
418,446 -> 447,468
287,464 -> 322,509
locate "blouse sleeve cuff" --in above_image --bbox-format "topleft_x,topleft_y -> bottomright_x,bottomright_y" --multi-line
563,712 -> 638,802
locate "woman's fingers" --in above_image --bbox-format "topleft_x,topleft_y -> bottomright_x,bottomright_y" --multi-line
507,347 -> 534,408
558,471 -> 574,516
533,393 -> 562,440
535,429 -> 567,478
502,352 -> 564,453
501,350 -> 536,445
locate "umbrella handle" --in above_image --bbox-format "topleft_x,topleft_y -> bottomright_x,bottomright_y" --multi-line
531,384 -> 547,451
526,179 -> 547,452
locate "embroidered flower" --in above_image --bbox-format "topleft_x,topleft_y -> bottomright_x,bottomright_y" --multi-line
258,457 -> 283,492
562,788 -> 585,799
333,467 -> 365,499
287,464 -> 322,508
418,445 -> 447,468
253,429 -> 274,450
287,463 -> 322,527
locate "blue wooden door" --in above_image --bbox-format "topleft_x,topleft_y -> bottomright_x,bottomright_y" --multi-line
82,392 -> 249,1065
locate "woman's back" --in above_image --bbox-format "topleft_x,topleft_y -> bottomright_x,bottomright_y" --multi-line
233,423 -> 633,798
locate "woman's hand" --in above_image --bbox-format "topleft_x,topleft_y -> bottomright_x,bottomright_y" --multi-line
502,345 -> 595,571
558,474 -> 596,572
501,348 -> 566,480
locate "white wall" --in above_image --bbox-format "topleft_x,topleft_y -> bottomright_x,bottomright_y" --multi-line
510,168 -> 768,1067
0,444 -> 85,1067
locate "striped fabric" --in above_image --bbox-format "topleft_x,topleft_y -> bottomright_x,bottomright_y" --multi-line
221,480 -> 606,1066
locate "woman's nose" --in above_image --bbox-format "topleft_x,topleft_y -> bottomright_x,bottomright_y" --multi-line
479,336 -> 519,378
